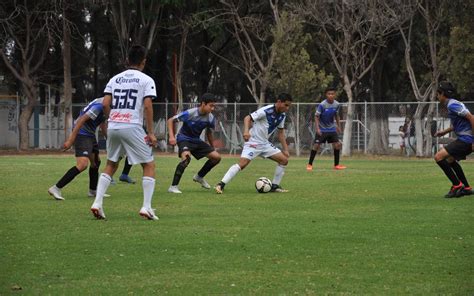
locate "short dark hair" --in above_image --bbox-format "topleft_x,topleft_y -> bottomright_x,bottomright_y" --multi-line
277,93 -> 292,102
437,81 -> 456,97
199,93 -> 216,104
128,45 -> 147,66
325,86 -> 337,93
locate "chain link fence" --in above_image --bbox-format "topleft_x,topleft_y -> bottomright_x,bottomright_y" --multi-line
1,97 -> 473,157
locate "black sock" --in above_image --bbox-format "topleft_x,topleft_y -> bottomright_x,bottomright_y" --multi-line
197,159 -> 218,178
450,161 -> 469,187
56,166 -> 81,189
437,159 -> 461,186
89,166 -> 99,191
121,157 -> 132,175
172,162 -> 187,186
334,149 -> 340,166
308,149 -> 317,165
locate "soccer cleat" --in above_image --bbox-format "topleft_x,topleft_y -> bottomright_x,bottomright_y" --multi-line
119,174 -> 136,184
168,185 -> 182,194
139,207 -> 159,220
215,182 -> 225,194
48,185 -> 64,201
334,164 -> 347,170
460,186 -> 473,196
306,164 -> 313,171
444,183 -> 465,198
193,174 -> 211,189
90,206 -> 106,219
87,190 -> 110,198
270,184 -> 289,193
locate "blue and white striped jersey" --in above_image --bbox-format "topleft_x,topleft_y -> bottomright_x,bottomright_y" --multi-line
316,99 -> 340,133
447,99 -> 473,144
174,107 -> 215,143
76,98 -> 106,137
248,104 -> 286,144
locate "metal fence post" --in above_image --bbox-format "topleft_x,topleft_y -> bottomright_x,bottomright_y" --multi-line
364,101 -> 367,154
16,92 -> 20,151
165,102 -> 168,153
296,102 -> 300,156
48,85 -> 51,149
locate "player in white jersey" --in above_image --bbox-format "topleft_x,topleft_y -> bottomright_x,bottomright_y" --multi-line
215,93 -> 293,194
91,45 -> 158,220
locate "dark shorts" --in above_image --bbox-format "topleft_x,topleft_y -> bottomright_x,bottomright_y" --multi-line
178,140 -> 214,160
445,139 -> 472,161
314,132 -> 340,144
75,135 -> 99,157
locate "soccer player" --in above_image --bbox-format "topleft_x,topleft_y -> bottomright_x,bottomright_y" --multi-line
90,45 -> 158,220
167,93 -> 221,193
215,93 -> 293,194
307,86 -> 346,171
48,97 -> 108,200
434,81 -> 474,198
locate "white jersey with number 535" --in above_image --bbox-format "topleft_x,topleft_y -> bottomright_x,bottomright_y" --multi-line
104,69 -> 157,129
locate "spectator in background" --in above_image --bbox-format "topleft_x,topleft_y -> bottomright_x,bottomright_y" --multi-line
398,125 -> 406,155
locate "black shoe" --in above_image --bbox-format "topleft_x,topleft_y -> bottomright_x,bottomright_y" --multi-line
270,184 -> 289,193
444,183 -> 464,198
459,186 -> 473,196
215,182 -> 225,194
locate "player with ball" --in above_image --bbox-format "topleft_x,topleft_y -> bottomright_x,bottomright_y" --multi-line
215,93 -> 292,194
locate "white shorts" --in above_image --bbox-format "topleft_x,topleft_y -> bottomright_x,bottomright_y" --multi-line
241,142 -> 281,160
106,127 -> 153,165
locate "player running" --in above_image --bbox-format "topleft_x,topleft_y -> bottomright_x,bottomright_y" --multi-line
90,45 -> 158,220
167,93 -> 221,194
307,86 -> 346,171
434,81 -> 474,198
215,93 -> 293,194
48,97 -> 108,200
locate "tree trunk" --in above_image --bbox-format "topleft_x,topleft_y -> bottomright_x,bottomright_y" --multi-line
342,77 -> 354,156
63,8 -> 72,139
19,82 -> 38,150
413,104 -> 425,157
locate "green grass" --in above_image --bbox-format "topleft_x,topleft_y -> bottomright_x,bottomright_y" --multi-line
0,154 -> 473,294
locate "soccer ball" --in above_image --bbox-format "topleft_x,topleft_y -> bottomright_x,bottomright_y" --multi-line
255,177 -> 272,193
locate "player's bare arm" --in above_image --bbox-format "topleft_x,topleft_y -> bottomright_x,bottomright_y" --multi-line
102,94 -> 112,119
277,128 -> 290,158
336,114 -> 342,134
315,115 -> 321,136
167,116 -> 177,146
206,128 -> 214,148
63,114 -> 91,150
435,126 -> 453,137
243,115 -> 253,141
143,97 -> 157,146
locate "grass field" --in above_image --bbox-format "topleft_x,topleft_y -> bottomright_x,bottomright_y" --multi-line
0,153 -> 473,294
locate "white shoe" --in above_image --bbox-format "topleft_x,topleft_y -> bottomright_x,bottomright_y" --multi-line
90,205 -> 106,219
48,185 -> 64,200
168,185 -> 182,194
87,190 -> 110,198
193,174 -> 211,189
139,207 -> 159,220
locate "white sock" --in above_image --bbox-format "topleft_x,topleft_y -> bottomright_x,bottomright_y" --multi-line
272,164 -> 286,185
93,173 -> 111,208
221,164 -> 241,184
142,176 -> 155,209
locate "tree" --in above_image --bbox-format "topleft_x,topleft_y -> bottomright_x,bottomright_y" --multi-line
0,0 -> 60,149
295,0 -> 406,156
217,0 -> 287,104
391,0 -> 448,156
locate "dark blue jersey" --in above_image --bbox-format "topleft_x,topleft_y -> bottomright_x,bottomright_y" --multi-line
174,107 -> 215,143
76,98 -> 106,137
447,99 -> 473,144
316,99 -> 340,133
